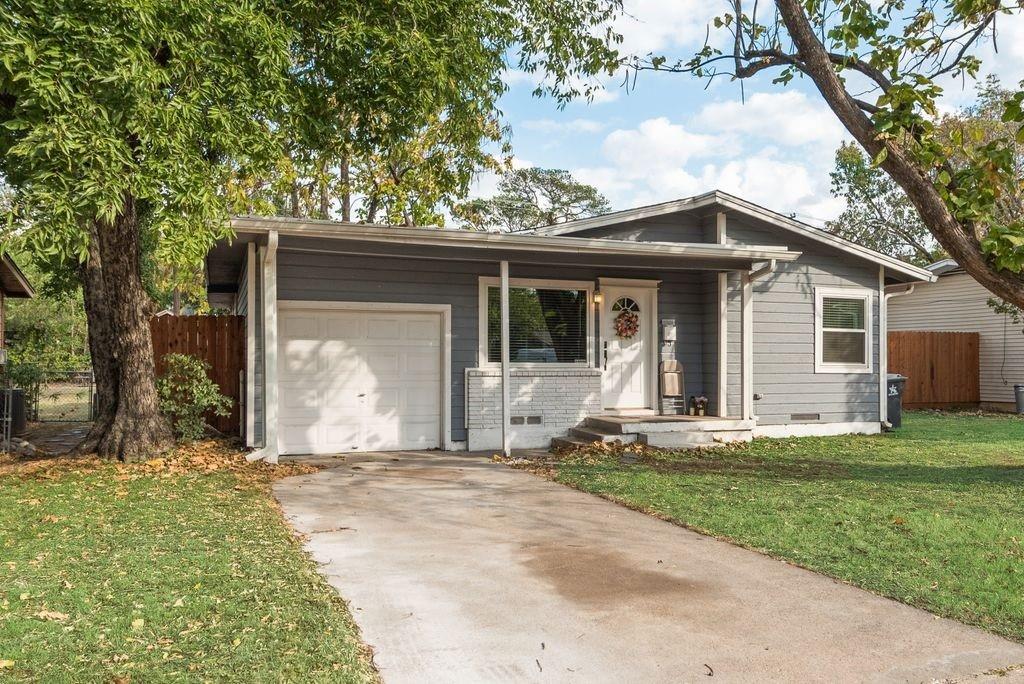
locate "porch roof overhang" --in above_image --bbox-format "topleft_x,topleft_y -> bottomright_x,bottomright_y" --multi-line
207,216 -> 800,295
0,255 -> 34,298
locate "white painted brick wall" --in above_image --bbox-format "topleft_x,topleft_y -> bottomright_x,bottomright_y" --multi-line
465,367 -> 602,431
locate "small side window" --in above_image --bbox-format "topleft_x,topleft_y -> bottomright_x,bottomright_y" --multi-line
815,288 -> 872,374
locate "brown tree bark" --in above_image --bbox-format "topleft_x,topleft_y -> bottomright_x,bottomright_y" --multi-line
89,194 -> 173,461
774,0 -> 1024,309
340,157 -> 351,222
73,222 -> 117,455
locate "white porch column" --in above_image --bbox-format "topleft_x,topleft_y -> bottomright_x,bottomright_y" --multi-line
741,270 -> 753,421
245,242 -> 256,446
716,211 -> 729,416
500,260 -> 511,457
248,229 -> 279,463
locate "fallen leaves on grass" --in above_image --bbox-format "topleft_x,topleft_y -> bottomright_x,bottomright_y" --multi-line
34,610 -> 69,622
0,439 -> 319,488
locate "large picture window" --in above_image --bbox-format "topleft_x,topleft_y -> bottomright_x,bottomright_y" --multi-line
480,279 -> 591,365
815,287 -> 873,374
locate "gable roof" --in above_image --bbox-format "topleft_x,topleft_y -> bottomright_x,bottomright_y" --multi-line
0,254 -> 34,298
531,190 -> 936,283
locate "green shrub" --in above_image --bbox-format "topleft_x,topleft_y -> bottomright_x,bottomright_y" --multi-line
6,361 -> 48,421
157,353 -> 233,442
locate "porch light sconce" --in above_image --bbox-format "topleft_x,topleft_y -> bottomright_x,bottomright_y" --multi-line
593,289 -> 603,304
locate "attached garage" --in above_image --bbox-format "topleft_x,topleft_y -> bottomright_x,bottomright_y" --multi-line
277,303 -> 449,455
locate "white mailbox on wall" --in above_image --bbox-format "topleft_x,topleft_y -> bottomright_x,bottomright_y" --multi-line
661,319 -> 677,342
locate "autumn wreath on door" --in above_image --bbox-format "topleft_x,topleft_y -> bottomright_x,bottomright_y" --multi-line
612,296 -> 640,339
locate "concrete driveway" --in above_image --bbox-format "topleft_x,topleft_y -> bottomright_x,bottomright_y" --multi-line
275,451 -> 1024,683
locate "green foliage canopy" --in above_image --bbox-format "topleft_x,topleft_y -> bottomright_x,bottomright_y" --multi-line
629,0 -> 1024,307
826,142 -> 942,266
455,167 -> 612,232
0,0 -> 624,268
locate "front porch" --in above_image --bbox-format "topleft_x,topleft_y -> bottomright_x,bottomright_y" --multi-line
552,414 -> 755,450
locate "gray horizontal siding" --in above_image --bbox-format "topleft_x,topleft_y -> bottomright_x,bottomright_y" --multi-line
568,214 -> 707,243
701,272 -> 720,413
588,209 -> 884,425
274,244 -> 711,443
728,218 -> 881,425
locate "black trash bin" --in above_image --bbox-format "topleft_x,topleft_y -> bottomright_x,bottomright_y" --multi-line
1,389 -> 26,437
887,374 -> 907,429
1015,384 -> 1024,415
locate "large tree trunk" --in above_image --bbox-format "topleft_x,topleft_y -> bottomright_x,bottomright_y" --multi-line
340,157 -> 351,222
89,195 -> 173,461
775,0 -> 1024,309
73,222 -> 117,455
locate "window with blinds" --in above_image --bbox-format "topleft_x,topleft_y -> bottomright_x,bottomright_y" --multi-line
815,288 -> 872,373
486,286 -> 588,364
822,297 -> 866,364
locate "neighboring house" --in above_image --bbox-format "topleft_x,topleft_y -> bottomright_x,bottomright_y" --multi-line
888,259 -> 1024,411
0,254 -> 35,355
205,190 -> 935,460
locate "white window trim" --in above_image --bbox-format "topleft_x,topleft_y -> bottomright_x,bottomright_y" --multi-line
814,286 -> 874,374
477,277 -> 595,369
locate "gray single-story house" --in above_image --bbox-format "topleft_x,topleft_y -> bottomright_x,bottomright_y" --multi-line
205,190 -> 935,461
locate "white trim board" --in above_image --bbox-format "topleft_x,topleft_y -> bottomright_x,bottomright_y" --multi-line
530,190 -> 934,284
230,215 -> 800,264
717,272 -> 728,417
753,422 -> 881,438
597,277 -> 661,288
814,285 -> 875,375
596,281 -> 660,411
277,300 -> 454,452
476,276 -> 595,369
245,243 -> 256,447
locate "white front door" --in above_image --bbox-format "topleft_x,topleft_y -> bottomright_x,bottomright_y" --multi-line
277,307 -> 443,455
601,285 -> 653,410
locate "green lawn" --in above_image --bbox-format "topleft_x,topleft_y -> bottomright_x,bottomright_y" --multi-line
0,450 -> 378,682
552,412 -> 1024,642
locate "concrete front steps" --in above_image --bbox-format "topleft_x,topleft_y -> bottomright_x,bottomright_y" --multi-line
551,414 -> 755,451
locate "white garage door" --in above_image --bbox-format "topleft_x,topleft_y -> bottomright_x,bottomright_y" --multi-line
277,307 -> 443,455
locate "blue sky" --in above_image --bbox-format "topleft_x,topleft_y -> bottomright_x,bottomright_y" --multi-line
470,2 -> 1024,228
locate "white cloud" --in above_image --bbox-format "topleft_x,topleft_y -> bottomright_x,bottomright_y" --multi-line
467,156 -> 533,199
698,155 -> 818,211
602,117 -> 730,173
568,112 -> 841,219
522,118 -> 607,134
693,91 -> 847,149
615,0 -> 718,58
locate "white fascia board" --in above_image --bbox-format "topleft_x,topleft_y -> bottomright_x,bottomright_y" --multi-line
530,191 -> 936,284
229,216 -> 800,263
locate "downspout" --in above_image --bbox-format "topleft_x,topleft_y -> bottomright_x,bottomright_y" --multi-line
880,278 -> 916,430
246,229 -> 279,462
880,276 -> 921,428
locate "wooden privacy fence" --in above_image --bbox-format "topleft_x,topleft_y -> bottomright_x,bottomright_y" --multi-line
151,315 -> 245,434
888,331 -> 980,408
